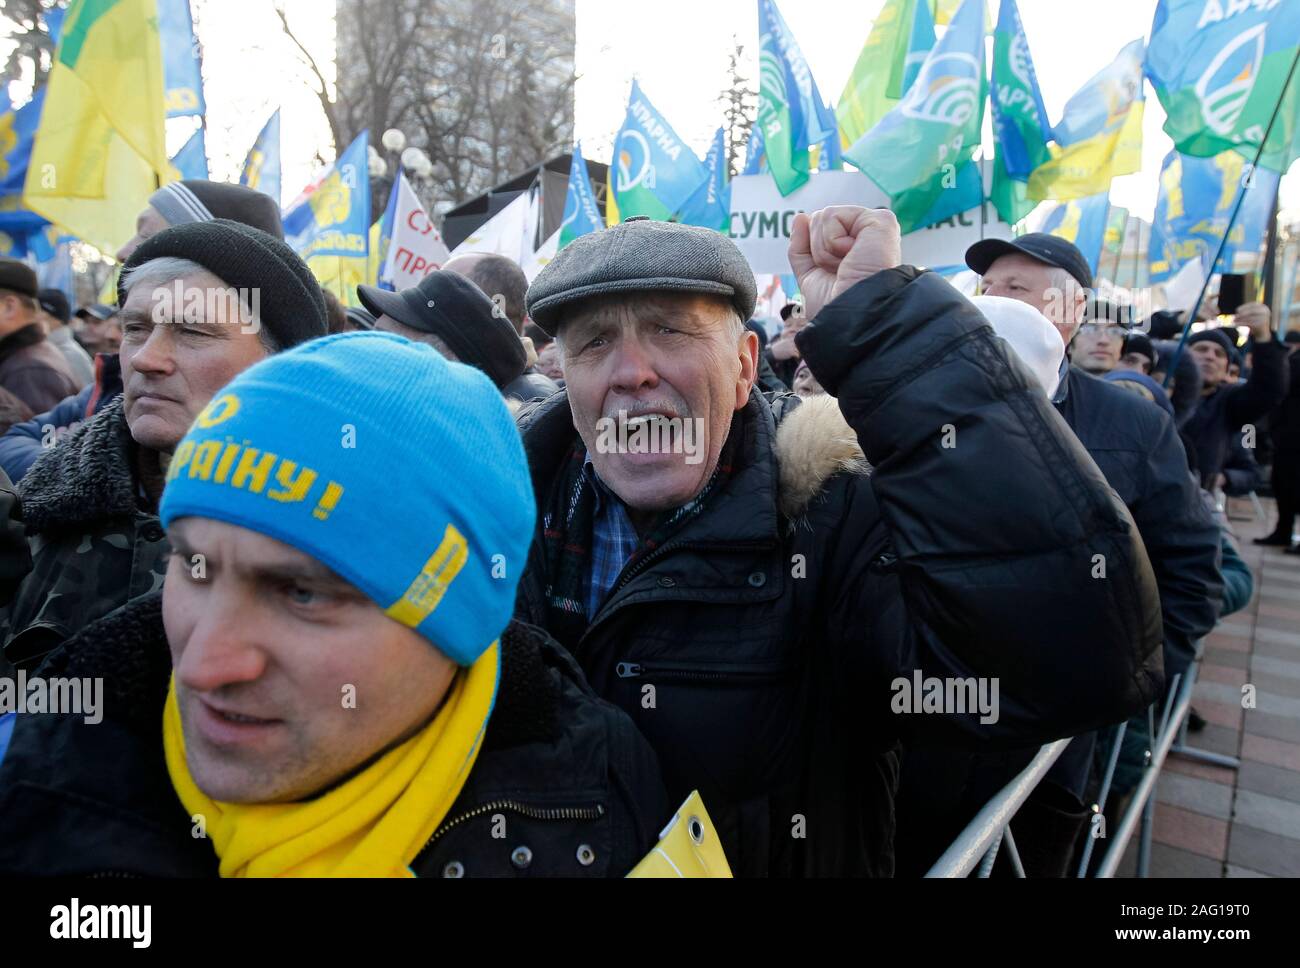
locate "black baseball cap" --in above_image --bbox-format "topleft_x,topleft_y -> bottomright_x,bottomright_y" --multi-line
965,232 -> 1093,290
75,303 -> 117,322
37,289 -> 71,324
0,258 -> 39,298
357,270 -> 526,389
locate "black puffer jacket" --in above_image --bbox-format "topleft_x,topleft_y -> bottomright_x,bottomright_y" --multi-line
0,595 -> 668,877
514,267 -> 1163,877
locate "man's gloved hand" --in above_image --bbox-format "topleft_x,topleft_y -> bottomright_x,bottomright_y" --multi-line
788,206 -> 902,320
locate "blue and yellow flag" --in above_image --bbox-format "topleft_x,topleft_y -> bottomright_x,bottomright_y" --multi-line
170,127 -> 207,180
283,131 -> 370,307
1147,149 -> 1279,283
23,0 -> 173,257
159,0 -> 205,119
1028,39 -> 1145,202
0,89 -> 51,256
678,128 -> 731,232
240,109 -> 281,207
606,81 -> 707,225
559,142 -> 603,248
1040,192 -> 1110,276
1146,0 -> 1300,173
743,124 -> 767,175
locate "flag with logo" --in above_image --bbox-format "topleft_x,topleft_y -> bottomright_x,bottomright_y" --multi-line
1028,39 -> 1145,201
990,0 -> 1052,223
756,0 -> 836,195
679,127 -> 731,232
1147,148 -> 1279,282
23,0 -> 173,257
844,0 -> 986,234
1102,204 -> 1129,259
1146,0 -> 1300,173
283,131 -> 370,306
1039,192 -> 1110,276
836,0 -> 915,149
0,89 -> 52,256
159,0 -> 205,118
170,127 -> 207,180
377,171 -> 450,292
559,142 -> 603,248
241,109 -> 282,207
606,81 -> 708,225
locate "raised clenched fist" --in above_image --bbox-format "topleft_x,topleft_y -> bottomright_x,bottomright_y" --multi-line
788,206 -> 902,320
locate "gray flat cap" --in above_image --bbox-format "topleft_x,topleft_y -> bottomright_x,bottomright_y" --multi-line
526,217 -> 757,334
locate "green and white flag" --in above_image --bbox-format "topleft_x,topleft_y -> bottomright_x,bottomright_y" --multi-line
844,0 -> 987,233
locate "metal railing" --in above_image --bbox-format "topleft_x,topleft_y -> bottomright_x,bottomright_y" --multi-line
925,637 -> 1237,878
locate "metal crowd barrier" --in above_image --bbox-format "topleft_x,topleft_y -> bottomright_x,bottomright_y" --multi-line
926,636 -> 1236,878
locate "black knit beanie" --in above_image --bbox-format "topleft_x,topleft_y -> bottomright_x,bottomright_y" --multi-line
148,180 -> 284,239
119,219 -> 327,349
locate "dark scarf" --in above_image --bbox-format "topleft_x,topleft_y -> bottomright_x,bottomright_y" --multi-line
0,322 -> 47,365
541,410 -> 743,649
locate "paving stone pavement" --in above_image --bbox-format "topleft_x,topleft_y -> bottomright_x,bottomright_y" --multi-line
1118,498 -> 1300,878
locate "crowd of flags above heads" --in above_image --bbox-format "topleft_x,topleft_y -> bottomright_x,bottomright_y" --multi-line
2,1 -> 1299,311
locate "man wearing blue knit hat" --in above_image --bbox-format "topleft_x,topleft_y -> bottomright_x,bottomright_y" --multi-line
0,332 -> 666,877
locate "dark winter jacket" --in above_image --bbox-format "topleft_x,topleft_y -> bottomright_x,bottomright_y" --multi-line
0,595 -> 668,877
1183,339 -> 1288,489
0,396 -> 167,673
0,467 -> 30,621
0,352 -> 121,484
513,267 -> 1163,878
1055,365 -> 1222,682
0,324 -> 79,414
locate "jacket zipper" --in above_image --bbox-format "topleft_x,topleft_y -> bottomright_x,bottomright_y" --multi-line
615,661 -> 791,682
420,800 -> 606,855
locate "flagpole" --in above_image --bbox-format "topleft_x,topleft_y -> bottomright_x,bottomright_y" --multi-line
1163,42 -> 1300,387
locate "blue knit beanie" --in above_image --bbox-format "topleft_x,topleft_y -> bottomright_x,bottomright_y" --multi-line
159,331 -> 535,666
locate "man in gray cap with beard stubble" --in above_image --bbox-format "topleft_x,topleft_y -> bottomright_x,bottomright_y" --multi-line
510,210 -> 1164,877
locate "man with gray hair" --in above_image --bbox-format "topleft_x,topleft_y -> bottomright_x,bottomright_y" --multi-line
0,220 -> 326,674
513,211 -> 1163,876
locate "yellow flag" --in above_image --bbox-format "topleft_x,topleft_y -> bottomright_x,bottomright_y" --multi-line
23,0 -> 172,257
308,255 -> 368,310
1028,103 -> 1143,202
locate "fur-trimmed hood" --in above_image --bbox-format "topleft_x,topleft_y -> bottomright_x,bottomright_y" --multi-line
19,396 -> 142,535
772,393 -> 869,520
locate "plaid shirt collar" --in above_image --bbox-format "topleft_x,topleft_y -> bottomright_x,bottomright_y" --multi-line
582,455 -> 640,619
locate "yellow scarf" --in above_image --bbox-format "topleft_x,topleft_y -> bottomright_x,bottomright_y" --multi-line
163,641 -> 499,878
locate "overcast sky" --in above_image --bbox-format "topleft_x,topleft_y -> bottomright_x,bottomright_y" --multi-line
3,0 -> 1297,223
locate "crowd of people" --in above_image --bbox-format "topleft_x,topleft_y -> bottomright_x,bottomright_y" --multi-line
0,179 -> 1293,878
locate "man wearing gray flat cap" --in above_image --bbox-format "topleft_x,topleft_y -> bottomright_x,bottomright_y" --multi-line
515,210 -> 1163,877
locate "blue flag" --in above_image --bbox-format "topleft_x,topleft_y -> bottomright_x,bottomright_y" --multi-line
241,109 -> 282,207
1147,149 -> 1279,283
0,89 -> 51,254
159,0 -> 206,119
374,175 -> 401,291
559,142 -> 603,247
678,128 -> 732,232
1146,0 -> 1300,173
283,131 -> 371,260
992,0 -> 1051,180
606,81 -> 709,223
171,127 -> 208,180
1040,192 -> 1111,276
816,103 -> 843,171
